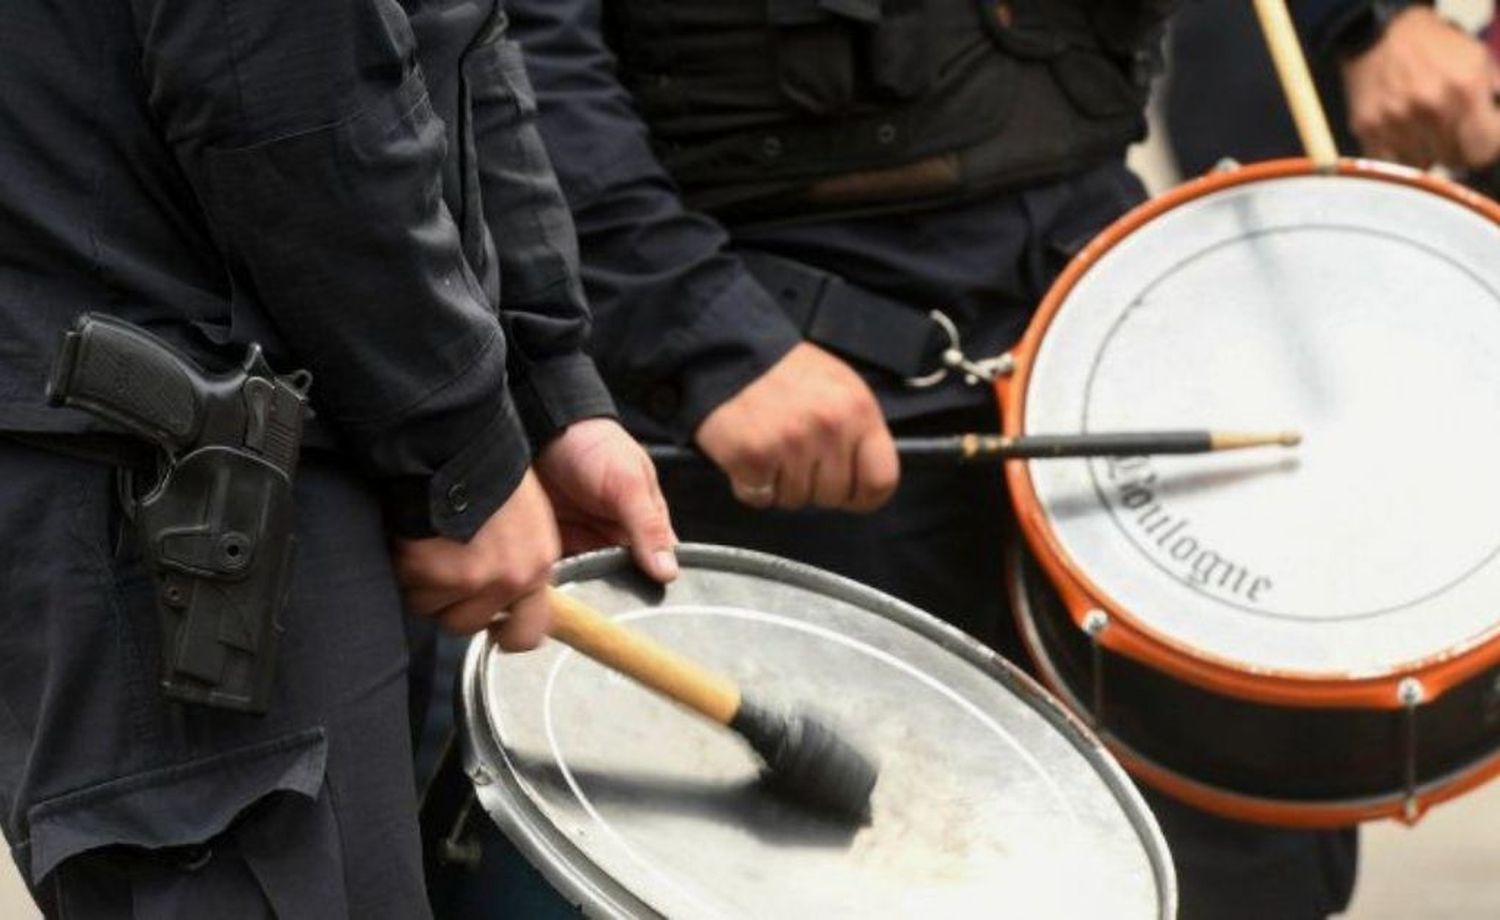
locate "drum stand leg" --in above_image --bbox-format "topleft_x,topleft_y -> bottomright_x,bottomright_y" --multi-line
1398,677 -> 1425,822
1083,609 -> 1111,731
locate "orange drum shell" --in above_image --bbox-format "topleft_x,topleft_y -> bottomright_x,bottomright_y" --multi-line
1000,157 -> 1500,715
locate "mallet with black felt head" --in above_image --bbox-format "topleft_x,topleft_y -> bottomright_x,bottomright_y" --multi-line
543,586 -> 879,823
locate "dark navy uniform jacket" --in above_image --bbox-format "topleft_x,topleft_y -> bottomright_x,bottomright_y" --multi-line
504,0 -> 1391,443
1,1 -> 614,909
0,0 -> 614,540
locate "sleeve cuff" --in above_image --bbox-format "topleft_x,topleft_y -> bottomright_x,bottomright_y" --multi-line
511,352 -> 619,448
626,270 -> 802,442
381,393 -> 532,540
1304,0 -> 1424,56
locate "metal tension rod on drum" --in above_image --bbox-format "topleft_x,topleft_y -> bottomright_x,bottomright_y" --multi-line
646,430 -> 1300,467
1251,0 -> 1340,170
543,587 -> 880,822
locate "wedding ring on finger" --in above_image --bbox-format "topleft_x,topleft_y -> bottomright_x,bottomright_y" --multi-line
732,480 -> 776,504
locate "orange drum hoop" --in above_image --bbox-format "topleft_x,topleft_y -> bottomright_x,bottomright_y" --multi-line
999,158 -> 1500,825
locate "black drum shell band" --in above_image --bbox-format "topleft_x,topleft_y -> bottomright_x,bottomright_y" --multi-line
1012,549 -> 1500,818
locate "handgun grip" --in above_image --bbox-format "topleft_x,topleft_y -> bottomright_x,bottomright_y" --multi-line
47,313 -> 204,452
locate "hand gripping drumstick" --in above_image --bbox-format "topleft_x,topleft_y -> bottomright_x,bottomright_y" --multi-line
1251,0 -> 1340,170
544,587 -> 879,823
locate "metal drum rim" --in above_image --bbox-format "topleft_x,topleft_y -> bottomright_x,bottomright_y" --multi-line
998,156 -> 1500,710
458,543 -> 1177,919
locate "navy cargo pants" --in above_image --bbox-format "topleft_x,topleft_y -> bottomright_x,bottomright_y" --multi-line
0,439 -> 431,918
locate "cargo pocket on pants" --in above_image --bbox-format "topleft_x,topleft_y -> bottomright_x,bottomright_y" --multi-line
30,729 -> 346,918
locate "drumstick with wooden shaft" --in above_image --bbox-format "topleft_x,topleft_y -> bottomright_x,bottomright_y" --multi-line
544,586 -> 878,823
1251,0 -> 1340,170
645,429 -> 1300,467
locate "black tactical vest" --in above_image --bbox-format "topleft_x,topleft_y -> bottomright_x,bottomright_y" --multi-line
608,0 -> 1175,223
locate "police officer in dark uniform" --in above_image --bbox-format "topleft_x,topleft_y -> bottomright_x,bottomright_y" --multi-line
0,0 -> 676,916
1170,1 -> 1500,180
499,1 -> 1400,917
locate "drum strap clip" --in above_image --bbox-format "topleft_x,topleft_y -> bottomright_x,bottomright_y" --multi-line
905,310 -> 1015,389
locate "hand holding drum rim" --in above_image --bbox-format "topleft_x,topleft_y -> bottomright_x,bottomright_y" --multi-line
394,418 -> 680,649
695,342 -> 900,512
534,417 -> 680,583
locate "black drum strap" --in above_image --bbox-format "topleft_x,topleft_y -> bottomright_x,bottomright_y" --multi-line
739,251 -> 949,380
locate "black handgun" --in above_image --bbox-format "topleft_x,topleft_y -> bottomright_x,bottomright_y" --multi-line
46,313 -> 311,714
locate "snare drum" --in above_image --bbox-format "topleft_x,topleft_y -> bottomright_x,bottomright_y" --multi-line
1001,158 -> 1500,827
458,545 -> 1174,918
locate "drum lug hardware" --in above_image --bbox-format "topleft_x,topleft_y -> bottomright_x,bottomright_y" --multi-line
1211,157 -> 1242,174
440,792 -> 484,872
1483,674 -> 1500,727
1083,609 -> 1110,729
1082,609 -> 1110,637
468,765 -> 493,787
906,311 -> 1014,388
1397,677 -> 1425,822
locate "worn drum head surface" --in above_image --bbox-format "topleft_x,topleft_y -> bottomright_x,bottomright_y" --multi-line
1023,171 -> 1500,677
462,547 -> 1170,919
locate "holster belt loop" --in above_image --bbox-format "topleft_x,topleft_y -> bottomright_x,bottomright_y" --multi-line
738,250 -> 946,378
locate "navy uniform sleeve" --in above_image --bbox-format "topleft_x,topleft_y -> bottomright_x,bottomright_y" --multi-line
1291,0 -> 1424,54
507,0 -> 803,443
464,10 -> 617,448
129,0 -> 528,539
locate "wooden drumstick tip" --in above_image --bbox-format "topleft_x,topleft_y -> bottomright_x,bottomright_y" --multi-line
1210,430 -> 1302,451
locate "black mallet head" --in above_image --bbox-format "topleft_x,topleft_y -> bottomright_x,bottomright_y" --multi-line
729,697 -> 879,824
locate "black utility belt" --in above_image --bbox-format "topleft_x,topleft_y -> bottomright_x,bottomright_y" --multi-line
739,251 -> 1011,389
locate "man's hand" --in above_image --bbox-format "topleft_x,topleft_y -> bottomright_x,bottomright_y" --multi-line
393,470 -> 560,650
695,342 -> 899,512
1341,7 -> 1500,170
535,417 -> 679,583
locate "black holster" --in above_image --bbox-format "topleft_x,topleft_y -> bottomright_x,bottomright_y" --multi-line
133,446 -> 298,714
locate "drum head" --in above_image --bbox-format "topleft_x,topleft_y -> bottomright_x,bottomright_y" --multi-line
1014,164 -> 1500,680
459,545 -> 1173,919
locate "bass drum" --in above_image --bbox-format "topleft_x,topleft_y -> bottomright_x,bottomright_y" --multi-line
1001,158 -> 1500,827
457,544 -> 1175,918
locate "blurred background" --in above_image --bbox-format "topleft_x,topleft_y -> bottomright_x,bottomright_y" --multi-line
5,2 -> 1500,917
